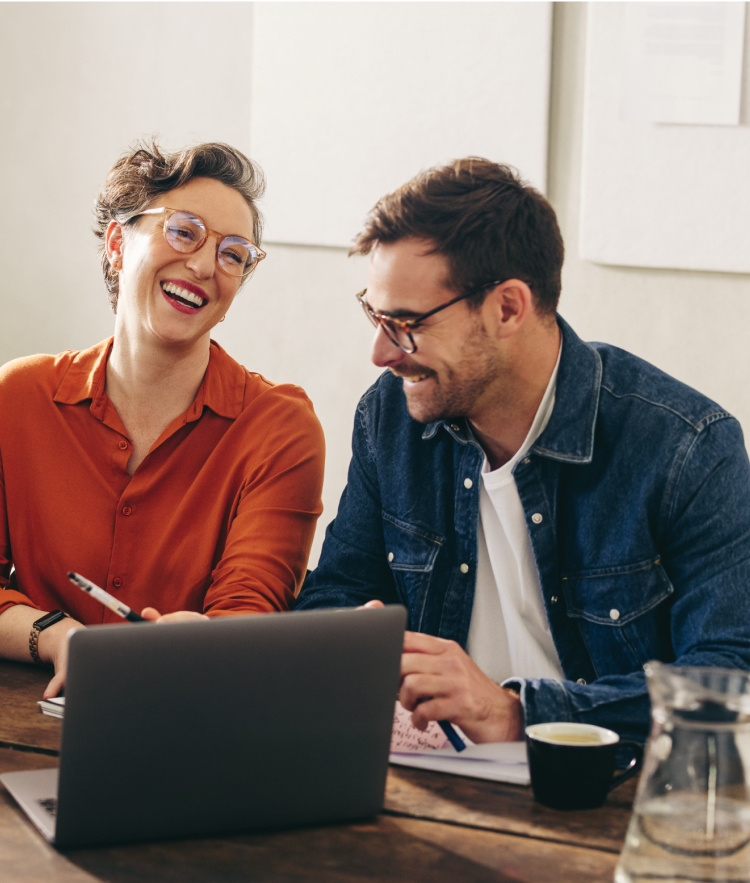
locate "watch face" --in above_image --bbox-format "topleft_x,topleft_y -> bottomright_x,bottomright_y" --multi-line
33,610 -> 66,630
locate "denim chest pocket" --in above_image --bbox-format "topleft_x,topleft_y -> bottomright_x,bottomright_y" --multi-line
382,513 -> 443,627
561,556 -> 675,677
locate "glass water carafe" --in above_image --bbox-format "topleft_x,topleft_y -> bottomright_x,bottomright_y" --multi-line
616,661 -> 750,882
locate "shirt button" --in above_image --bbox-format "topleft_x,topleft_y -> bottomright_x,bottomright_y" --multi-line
464,478 -> 473,489
118,440 -> 128,450
460,563 -> 470,574
577,678 -> 587,685
550,596 -> 558,604
388,552 -> 394,562
609,609 -> 621,621
531,513 -> 543,524
450,423 -> 461,432
112,577 -> 123,588
122,506 -> 132,516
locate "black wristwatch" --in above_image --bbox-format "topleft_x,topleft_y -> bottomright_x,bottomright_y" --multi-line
29,610 -> 67,665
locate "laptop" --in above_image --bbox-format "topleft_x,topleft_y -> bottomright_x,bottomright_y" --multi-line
1,605 -> 406,849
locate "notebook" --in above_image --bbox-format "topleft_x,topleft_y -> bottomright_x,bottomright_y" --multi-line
389,702 -> 530,785
1,605 -> 406,849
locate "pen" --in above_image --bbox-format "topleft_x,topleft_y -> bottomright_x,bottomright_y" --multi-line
67,572 -> 146,622
439,720 -> 466,752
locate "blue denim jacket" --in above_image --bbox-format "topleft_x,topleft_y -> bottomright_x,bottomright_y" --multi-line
296,317 -> 750,740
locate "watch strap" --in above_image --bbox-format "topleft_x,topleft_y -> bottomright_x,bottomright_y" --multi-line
29,610 -> 66,665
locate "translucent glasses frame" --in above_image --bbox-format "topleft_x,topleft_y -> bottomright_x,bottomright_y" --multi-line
131,207 -> 267,278
356,280 -> 503,354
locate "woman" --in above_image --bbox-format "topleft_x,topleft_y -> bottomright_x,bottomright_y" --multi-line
0,140 -> 325,696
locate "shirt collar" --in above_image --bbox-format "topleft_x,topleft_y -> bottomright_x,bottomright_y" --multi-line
424,315 -> 601,464
53,338 -> 247,421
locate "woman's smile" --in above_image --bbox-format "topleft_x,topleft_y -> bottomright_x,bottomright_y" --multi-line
160,279 -> 209,312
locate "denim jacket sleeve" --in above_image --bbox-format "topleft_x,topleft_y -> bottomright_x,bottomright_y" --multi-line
509,412 -> 750,742
296,386 -> 401,609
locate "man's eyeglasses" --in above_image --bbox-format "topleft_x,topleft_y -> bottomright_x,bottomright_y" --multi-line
356,280 -> 503,354
131,207 -> 266,278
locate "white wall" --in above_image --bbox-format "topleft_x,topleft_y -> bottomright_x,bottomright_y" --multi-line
2,3 -> 750,568
549,4 -> 750,437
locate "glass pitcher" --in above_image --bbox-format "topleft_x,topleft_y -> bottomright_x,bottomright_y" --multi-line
615,661 -> 750,882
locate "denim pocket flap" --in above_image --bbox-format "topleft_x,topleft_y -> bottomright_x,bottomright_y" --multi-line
382,513 -> 443,573
561,557 -> 673,626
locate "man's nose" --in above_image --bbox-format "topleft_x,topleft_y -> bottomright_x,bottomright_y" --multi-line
370,324 -> 407,368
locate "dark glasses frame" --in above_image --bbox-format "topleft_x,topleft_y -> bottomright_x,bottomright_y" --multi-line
356,280 -> 504,354
131,207 -> 267,278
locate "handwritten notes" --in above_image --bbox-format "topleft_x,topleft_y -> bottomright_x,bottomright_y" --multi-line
390,701 -> 448,752
389,700 -> 530,785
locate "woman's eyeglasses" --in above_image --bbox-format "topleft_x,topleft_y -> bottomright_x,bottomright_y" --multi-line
131,208 -> 266,278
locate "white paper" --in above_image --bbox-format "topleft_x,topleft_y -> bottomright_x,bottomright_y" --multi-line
390,742 -> 530,786
38,697 -> 65,719
389,701 -> 529,785
620,2 -> 745,126
580,3 -> 750,273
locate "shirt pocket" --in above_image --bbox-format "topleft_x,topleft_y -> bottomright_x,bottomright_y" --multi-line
382,513 -> 443,627
561,556 -> 674,677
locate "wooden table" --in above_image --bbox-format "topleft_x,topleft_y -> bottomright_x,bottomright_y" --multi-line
0,660 -> 633,881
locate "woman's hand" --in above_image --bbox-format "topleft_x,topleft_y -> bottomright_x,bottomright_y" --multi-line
140,607 -> 209,623
39,617 -> 84,699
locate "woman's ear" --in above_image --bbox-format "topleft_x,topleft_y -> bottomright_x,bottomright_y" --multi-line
105,221 -> 124,270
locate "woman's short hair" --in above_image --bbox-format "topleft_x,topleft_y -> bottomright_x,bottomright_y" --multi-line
350,157 -> 564,316
94,139 -> 266,312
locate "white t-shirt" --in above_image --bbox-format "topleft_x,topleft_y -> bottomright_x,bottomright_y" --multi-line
466,346 -> 565,684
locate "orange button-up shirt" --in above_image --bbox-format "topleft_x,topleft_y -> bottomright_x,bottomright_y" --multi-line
0,338 -> 325,623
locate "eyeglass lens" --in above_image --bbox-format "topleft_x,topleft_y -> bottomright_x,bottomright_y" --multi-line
359,296 -> 415,353
164,211 -> 260,277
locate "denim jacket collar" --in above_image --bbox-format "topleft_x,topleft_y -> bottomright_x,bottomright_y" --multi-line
422,315 -> 601,465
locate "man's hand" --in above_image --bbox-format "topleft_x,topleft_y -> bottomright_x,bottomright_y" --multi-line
140,608 -> 209,623
399,631 -> 523,743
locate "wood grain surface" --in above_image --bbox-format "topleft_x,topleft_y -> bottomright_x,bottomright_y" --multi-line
0,659 -> 629,881
0,661 -> 61,754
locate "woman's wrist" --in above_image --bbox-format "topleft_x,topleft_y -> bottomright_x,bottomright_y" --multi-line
36,616 -> 80,666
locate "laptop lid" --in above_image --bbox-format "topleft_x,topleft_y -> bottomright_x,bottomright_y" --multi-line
4,605 -> 406,848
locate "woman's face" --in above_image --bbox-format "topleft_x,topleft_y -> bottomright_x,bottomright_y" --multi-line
106,177 -> 257,351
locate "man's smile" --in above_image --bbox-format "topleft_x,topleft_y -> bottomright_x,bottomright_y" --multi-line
390,368 -> 433,384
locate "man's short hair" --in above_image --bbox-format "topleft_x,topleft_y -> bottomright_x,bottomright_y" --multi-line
94,139 -> 265,313
350,157 -> 564,315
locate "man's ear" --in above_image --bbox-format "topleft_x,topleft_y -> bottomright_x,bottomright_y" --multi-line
105,221 -> 124,270
483,279 -> 534,338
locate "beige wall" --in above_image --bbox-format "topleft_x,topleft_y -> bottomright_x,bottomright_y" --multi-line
2,3 -> 749,569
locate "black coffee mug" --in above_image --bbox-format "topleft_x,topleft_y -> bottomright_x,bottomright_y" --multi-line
525,722 -> 643,811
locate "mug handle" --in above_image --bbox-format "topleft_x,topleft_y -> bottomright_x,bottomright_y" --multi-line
608,740 -> 644,792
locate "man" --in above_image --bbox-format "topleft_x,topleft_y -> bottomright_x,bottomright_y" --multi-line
295,157 -> 750,743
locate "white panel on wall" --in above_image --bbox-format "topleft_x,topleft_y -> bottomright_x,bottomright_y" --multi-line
580,2 -> 750,273
250,2 -> 552,248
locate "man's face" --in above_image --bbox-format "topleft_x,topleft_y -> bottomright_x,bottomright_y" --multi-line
365,238 -> 503,426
